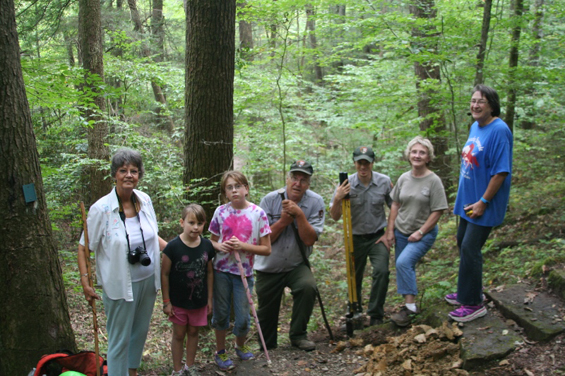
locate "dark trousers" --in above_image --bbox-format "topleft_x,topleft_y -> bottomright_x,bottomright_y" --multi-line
256,264 -> 317,349
456,218 -> 492,305
353,233 -> 390,320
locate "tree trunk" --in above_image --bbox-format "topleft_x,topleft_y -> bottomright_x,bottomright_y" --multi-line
184,0 -> 235,221
410,0 -> 450,191
127,0 -> 143,32
528,0 -> 544,66
269,24 -> 277,52
520,0 -> 544,130
332,4 -> 346,16
330,5 -> 345,72
63,31 -> 76,67
79,0 -> 112,205
151,0 -> 166,63
305,4 -> 323,84
474,0 -> 493,86
127,0 -> 174,132
0,1 -> 77,373
505,0 -> 524,133
238,1 -> 254,61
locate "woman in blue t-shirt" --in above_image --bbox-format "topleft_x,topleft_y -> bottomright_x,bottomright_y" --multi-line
446,85 -> 513,322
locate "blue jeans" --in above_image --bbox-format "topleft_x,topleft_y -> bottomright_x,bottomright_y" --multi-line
212,270 -> 253,337
394,226 -> 438,296
456,218 -> 492,305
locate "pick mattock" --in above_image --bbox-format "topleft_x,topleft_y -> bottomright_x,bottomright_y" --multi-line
340,173 -> 362,338
233,250 -> 271,365
80,202 -> 101,376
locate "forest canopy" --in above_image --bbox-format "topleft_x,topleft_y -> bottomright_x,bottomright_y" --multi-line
16,0 -> 564,226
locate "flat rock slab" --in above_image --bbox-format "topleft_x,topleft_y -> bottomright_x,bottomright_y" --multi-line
422,302 -> 520,370
486,284 -> 565,342
457,310 -> 522,370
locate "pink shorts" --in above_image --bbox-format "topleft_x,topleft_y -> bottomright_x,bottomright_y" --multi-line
169,305 -> 209,327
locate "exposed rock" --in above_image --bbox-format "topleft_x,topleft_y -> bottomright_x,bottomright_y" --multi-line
354,323 -> 466,375
457,309 -> 521,369
487,283 -> 565,341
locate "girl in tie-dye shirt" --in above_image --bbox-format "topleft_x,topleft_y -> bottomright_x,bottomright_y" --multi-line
208,171 -> 271,370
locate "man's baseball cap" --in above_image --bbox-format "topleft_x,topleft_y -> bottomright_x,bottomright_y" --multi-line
353,146 -> 375,162
289,160 -> 314,176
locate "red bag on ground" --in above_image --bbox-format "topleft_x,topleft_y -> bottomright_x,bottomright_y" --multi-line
34,351 -> 107,376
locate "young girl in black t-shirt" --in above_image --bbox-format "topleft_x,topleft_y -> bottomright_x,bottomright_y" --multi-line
162,204 -> 215,376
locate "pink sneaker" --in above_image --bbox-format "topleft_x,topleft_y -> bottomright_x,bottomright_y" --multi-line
444,293 -> 459,305
448,305 -> 487,322
444,293 -> 485,306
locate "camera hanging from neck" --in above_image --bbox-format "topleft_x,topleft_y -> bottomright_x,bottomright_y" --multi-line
116,190 -> 147,260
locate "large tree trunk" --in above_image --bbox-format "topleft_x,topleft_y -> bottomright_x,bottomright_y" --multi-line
474,0 -> 493,86
0,0 -> 77,373
238,1 -> 254,61
410,0 -> 450,191
79,0 -> 112,205
184,0 -> 235,221
505,0 -> 524,133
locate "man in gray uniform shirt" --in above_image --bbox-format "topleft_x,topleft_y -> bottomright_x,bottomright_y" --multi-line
255,160 -> 325,351
330,146 -> 392,326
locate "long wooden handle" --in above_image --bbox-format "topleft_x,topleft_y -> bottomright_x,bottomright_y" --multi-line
80,202 -> 101,376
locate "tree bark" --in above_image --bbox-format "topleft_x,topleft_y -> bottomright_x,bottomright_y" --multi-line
505,0 -> 524,133
306,4 -> 323,84
79,0 -> 112,205
63,30 -> 76,67
127,0 -> 173,132
0,0 -> 77,373
330,5 -> 345,72
184,0 -> 235,221
238,1 -> 254,61
474,0 -> 493,86
528,0 -> 544,67
152,0 -> 166,63
410,0 -> 450,190
520,0 -> 544,130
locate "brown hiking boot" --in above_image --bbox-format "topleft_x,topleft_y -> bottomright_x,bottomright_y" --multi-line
291,338 -> 316,351
391,306 -> 419,327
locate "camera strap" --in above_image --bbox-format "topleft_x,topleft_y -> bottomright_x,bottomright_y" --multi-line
116,190 -> 147,254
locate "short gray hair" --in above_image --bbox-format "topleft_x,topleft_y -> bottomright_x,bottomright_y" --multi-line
404,136 -> 435,163
111,148 -> 145,179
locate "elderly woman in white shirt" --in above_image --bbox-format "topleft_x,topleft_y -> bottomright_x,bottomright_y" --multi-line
78,148 -> 167,376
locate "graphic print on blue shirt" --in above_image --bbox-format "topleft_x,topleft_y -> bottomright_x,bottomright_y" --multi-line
454,118 -> 513,227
